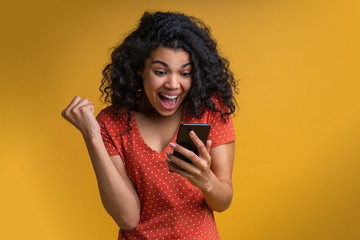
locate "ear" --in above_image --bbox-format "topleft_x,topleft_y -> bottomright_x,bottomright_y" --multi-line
138,70 -> 143,77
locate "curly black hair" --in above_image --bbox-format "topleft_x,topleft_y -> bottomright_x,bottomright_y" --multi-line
100,11 -> 237,127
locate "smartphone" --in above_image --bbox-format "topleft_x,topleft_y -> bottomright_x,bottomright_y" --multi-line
173,123 -> 211,163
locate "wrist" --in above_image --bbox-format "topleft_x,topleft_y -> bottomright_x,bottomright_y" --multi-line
82,130 -> 102,142
201,172 -> 217,194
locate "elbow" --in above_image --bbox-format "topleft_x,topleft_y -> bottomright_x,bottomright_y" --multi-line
213,201 -> 232,213
210,193 -> 233,213
214,204 -> 230,213
102,198 -> 141,230
114,213 -> 140,231
118,221 -> 139,231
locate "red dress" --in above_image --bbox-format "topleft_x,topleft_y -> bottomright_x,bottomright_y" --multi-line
96,101 -> 235,240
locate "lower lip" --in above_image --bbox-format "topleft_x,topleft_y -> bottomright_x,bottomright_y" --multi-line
158,94 -> 179,110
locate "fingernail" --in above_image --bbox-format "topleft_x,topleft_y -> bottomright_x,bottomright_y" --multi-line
165,151 -> 170,157
190,130 -> 195,136
169,142 -> 176,148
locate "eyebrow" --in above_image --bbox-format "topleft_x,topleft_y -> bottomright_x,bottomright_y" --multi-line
151,60 -> 192,68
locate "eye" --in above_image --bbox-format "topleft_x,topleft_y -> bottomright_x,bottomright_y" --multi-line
154,70 -> 166,76
181,72 -> 191,78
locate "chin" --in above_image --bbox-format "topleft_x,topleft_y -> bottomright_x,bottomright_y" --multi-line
156,109 -> 178,117
156,104 -> 183,118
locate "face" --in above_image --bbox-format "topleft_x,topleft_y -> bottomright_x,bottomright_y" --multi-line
139,47 -> 192,117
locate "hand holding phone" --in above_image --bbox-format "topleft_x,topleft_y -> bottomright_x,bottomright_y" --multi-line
173,123 -> 211,163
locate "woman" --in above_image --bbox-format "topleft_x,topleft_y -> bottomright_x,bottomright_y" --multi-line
62,11 -> 237,240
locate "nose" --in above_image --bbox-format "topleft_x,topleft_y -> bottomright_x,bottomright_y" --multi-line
165,73 -> 180,89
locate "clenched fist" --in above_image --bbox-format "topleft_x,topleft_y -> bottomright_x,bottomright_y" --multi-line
61,96 -> 100,138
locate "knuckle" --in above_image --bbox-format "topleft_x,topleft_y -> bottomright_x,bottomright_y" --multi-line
79,105 -> 86,111
171,159 -> 182,168
63,108 -> 71,117
80,105 -> 90,113
199,161 -> 207,169
188,152 -> 197,160
69,107 -> 77,114
176,161 -> 184,169
199,144 -> 207,151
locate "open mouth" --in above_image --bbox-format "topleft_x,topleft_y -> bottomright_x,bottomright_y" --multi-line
159,93 -> 179,106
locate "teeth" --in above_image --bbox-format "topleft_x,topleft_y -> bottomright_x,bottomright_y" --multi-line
160,93 -> 178,99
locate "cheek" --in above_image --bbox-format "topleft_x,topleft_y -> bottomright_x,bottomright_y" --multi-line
184,79 -> 192,92
143,79 -> 161,102
143,76 -> 156,92
147,82 -> 160,94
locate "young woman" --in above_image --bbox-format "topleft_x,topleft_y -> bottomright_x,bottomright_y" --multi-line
62,11 -> 237,240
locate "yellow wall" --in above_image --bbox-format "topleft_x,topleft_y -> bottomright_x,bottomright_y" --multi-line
1,0 -> 359,239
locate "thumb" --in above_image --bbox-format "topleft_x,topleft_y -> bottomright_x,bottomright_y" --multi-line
206,139 -> 212,153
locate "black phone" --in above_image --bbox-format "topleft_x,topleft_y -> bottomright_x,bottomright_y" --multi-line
173,123 -> 211,163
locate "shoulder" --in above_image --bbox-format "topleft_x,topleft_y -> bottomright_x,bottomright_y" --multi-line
97,105 -> 125,121
206,94 -> 232,122
211,94 -> 230,113
96,105 -> 129,133
183,94 -> 231,123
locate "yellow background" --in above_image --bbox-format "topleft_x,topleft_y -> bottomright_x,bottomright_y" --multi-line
1,0 -> 359,239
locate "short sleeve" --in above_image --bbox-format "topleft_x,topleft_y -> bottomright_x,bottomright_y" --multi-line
208,114 -> 236,148
96,108 -> 120,157
207,98 -> 236,148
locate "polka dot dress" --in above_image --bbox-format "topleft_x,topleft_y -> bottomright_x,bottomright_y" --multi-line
96,99 -> 236,240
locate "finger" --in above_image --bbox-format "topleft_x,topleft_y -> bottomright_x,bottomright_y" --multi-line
170,143 -> 200,167
80,102 -> 95,115
87,100 -> 94,114
66,96 -> 82,109
62,96 -> 81,117
166,151 -> 198,173
75,98 -> 90,108
70,98 -> 92,115
189,130 -> 211,158
166,159 -> 193,178
206,139 -> 212,153
89,103 -> 95,114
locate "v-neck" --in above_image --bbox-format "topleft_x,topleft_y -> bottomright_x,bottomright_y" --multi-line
131,112 -> 185,155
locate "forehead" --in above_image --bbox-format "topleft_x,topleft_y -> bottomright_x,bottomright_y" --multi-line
146,47 -> 191,66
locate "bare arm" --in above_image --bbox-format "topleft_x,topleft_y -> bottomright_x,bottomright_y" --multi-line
62,96 -> 141,229
166,131 -> 235,212
84,136 -> 141,229
202,142 -> 235,211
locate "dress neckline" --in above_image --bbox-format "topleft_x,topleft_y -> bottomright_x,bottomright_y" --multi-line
130,111 -> 185,155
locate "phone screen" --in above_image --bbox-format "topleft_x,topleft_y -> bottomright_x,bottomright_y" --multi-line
173,123 -> 211,163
